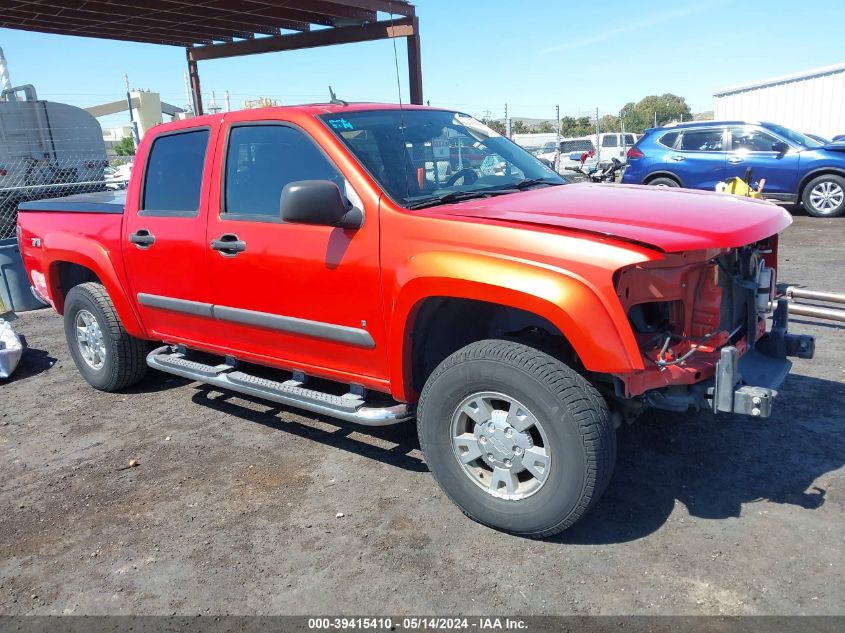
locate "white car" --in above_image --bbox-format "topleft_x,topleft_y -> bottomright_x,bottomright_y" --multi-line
104,162 -> 132,190
537,137 -> 597,174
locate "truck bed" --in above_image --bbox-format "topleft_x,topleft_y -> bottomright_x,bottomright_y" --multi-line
18,190 -> 126,214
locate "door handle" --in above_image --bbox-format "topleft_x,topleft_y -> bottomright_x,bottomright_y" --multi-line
211,233 -> 247,257
669,155 -> 684,162
129,229 -> 155,248
728,156 -> 744,163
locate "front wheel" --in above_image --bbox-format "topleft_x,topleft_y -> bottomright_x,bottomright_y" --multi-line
802,174 -> 845,217
417,340 -> 615,538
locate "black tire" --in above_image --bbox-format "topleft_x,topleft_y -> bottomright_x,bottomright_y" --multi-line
417,339 -> 615,538
63,282 -> 148,391
647,176 -> 680,187
801,174 -> 845,218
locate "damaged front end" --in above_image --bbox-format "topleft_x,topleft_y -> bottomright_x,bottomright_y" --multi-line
613,235 -> 815,419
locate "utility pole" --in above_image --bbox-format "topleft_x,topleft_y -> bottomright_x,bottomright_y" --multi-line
183,72 -> 192,115
124,74 -> 140,150
595,107 -> 600,155
224,90 -> 231,113
505,103 -> 511,138
654,111 -> 657,127
554,105 -> 561,172
209,91 -> 220,114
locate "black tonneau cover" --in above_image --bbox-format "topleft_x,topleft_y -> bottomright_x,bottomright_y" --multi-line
18,190 -> 126,214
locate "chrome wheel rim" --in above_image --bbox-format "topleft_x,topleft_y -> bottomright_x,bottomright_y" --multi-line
75,309 -> 106,371
809,181 -> 844,213
451,392 -> 551,501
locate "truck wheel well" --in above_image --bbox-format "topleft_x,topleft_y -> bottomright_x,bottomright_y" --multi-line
410,297 -> 577,394
798,168 -> 845,199
52,261 -> 101,313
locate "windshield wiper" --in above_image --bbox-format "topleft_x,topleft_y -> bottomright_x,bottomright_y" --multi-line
406,189 -> 512,210
507,177 -> 565,190
406,178 -> 562,210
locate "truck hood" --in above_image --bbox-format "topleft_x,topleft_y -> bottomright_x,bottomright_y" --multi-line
429,183 -> 792,252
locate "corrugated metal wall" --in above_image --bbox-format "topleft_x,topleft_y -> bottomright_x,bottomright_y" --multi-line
714,68 -> 845,139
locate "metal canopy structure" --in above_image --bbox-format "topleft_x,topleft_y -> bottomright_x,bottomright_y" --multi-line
1,0 -> 422,114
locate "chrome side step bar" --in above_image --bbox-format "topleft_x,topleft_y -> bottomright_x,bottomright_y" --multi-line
146,345 -> 414,426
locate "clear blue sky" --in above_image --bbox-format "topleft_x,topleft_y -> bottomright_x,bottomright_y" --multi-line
2,0 -> 843,129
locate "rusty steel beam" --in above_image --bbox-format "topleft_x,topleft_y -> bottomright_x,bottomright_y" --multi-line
4,1 -> 256,40
189,16 -> 415,61
406,15 -> 422,105
6,0 -> 308,34
1,21 -> 195,46
187,49 -> 204,115
2,10 -> 228,43
330,0 -> 415,16
247,0 -> 376,22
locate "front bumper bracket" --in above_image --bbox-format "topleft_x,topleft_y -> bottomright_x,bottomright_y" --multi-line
647,299 -> 815,419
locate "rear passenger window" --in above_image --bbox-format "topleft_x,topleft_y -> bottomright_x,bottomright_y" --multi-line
623,134 -> 636,145
601,135 -> 618,147
142,129 -> 209,214
679,129 -> 723,151
225,125 -> 343,217
658,132 -> 679,148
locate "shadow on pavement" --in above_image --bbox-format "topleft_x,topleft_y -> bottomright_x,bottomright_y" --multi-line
3,338 -> 56,384
190,385 -> 427,473
557,372 -> 842,545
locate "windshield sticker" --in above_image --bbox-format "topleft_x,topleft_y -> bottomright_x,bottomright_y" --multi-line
328,117 -> 354,130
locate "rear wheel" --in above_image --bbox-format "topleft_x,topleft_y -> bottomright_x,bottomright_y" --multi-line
802,174 -> 845,217
63,282 -> 148,391
647,176 -> 680,187
417,339 -> 615,538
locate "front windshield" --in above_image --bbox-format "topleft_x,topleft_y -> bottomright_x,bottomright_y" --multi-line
765,123 -> 822,148
320,109 -> 563,207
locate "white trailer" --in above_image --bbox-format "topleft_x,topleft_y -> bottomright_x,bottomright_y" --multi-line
713,62 -> 845,140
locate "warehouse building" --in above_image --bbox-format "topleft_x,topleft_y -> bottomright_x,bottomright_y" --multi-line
713,62 -> 845,140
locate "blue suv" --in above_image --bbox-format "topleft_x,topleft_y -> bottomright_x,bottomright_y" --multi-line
621,121 -> 845,217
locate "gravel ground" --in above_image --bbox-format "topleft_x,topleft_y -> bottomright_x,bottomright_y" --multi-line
1,213 -> 844,616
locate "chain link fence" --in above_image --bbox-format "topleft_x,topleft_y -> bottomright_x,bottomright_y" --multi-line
0,97 -> 132,239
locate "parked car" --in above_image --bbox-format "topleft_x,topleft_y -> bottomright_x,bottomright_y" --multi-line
17,104 -> 814,537
596,132 -> 638,164
536,138 -> 598,174
622,120 -> 845,217
104,162 -> 132,190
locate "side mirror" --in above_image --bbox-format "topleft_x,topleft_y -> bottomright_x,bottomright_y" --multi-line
772,141 -> 789,155
280,180 -> 362,229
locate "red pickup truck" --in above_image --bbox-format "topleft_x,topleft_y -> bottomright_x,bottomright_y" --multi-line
17,104 -> 814,537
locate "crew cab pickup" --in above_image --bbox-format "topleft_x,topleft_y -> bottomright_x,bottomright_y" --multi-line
17,104 -> 815,537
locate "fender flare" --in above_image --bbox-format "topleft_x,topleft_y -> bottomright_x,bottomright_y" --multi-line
43,233 -> 147,339
387,251 -> 644,402
644,170 -> 684,186
797,166 -> 845,197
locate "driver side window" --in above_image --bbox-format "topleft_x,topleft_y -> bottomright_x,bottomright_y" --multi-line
224,125 -> 343,218
731,128 -> 780,152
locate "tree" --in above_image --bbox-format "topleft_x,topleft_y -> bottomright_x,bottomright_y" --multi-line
621,93 -> 692,133
559,116 -> 577,137
114,136 -> 136,156
486,119 -> 506,135
599,114 -> 620,133
510,120 -> 530,135
536,121 -> 555,133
